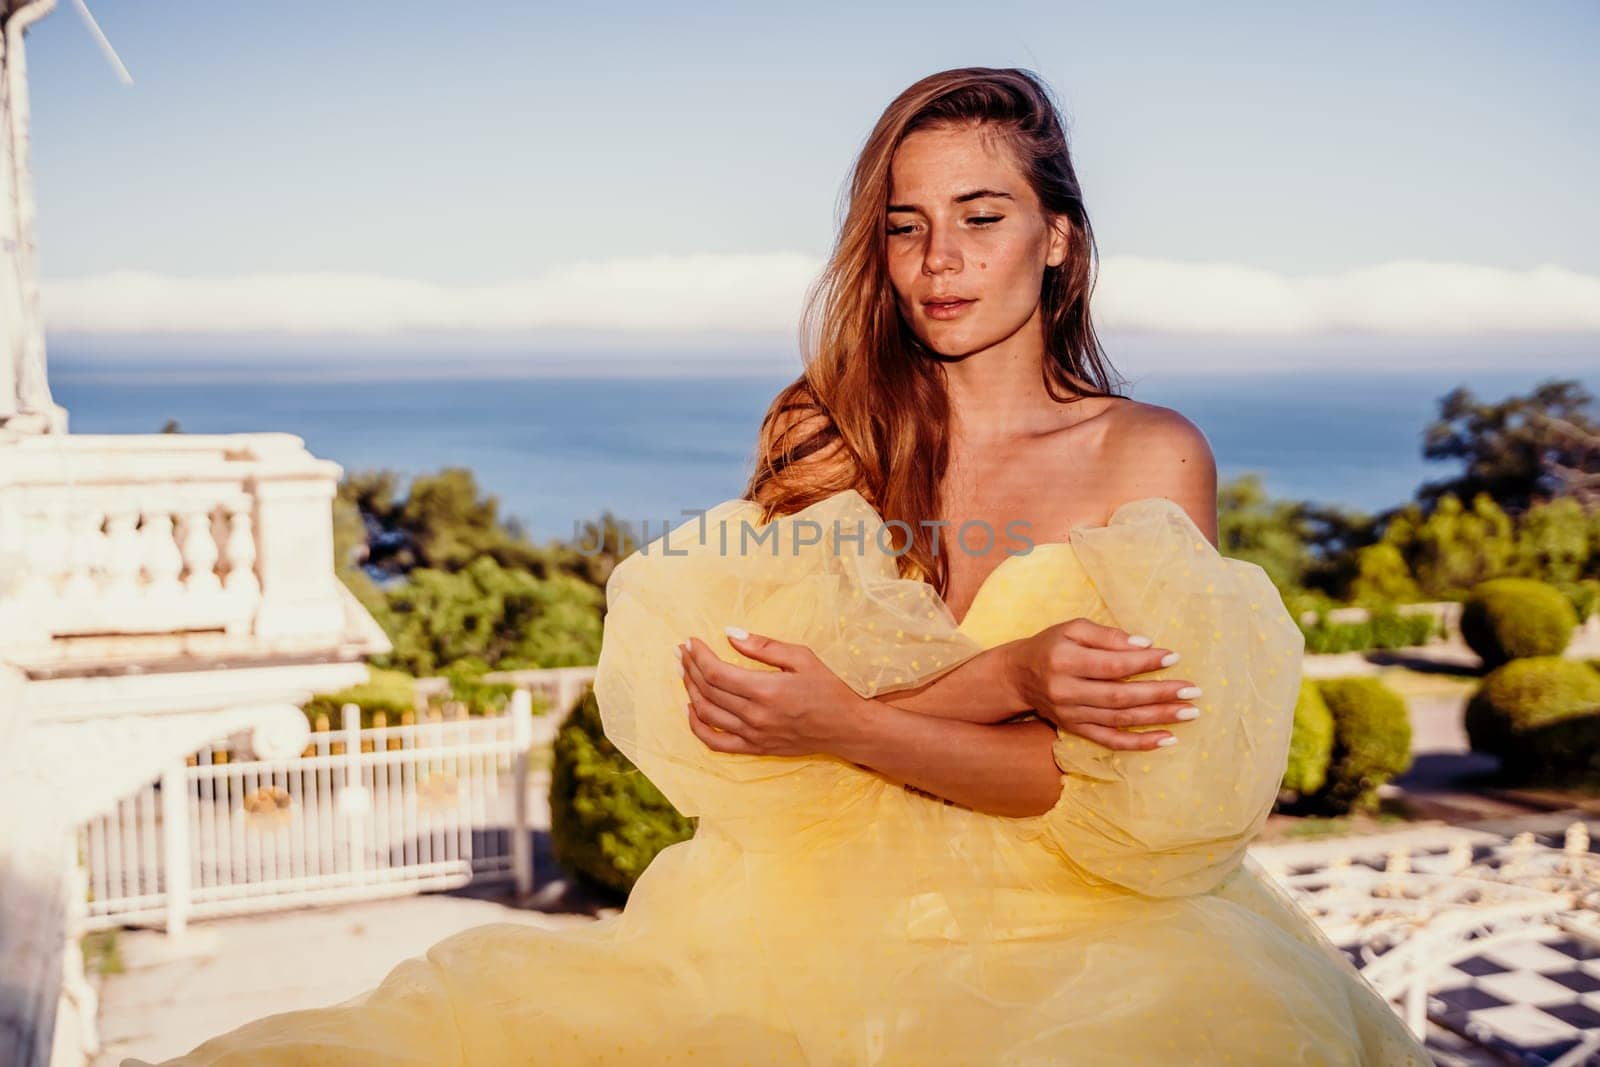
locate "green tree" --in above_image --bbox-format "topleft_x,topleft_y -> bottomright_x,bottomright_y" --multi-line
396,467 -> 524,571
379,556 -> 603,676
336,465 -> 627,588
1216,474 -> 1317,593
1347,541 -> 1423,607
1285,499 -> 1386,604
1511,496 -> 1592,585
540,510 -> 643,594
1589,507 -> 1600,582
1380,492 -> 1516,599
1419,378 -> 1598,515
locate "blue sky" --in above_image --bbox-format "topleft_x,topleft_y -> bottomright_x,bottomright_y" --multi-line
20,0 -> 1600,371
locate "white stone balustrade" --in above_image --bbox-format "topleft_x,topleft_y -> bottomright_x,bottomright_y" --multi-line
0,432 -> 349,660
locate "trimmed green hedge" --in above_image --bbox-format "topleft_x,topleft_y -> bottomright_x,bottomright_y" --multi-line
548,688 -> 695,896
1299,609 -> 1437,655
1282,680 -> 1334,797
1460,577 -> 1579,670
1464,657 -> 1600,787
1314,677 -> 1413,813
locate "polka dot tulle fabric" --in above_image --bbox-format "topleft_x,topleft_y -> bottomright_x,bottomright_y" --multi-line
133,490 -> 1430,1065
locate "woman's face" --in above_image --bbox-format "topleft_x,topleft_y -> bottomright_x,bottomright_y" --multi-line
884,123 -> 1069,358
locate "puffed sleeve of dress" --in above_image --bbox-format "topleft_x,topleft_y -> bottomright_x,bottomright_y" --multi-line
1026,497 -> 1303,898
593,489 -> 987,852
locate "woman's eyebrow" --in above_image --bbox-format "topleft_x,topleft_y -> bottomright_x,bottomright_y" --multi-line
887,188 -> 1015,213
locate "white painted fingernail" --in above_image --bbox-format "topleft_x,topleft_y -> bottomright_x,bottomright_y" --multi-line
1175,706 -> 1200,721
1127,634 -> 1153,648
674,644 -> 684,659
724,625 -> 749,640
1156,736 -> 1179,747
1160,651 -> 1181,667
1177,685 -> 1203,700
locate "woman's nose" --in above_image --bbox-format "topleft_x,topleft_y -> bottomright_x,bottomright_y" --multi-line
922,226 -> 962,274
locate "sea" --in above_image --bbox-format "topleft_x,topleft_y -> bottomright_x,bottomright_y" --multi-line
48,349 -> 1594,546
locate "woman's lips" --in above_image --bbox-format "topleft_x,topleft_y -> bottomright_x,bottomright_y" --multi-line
924,299 -> 976,320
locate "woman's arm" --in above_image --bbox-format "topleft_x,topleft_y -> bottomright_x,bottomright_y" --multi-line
837,702 -> 1063,819
680,633 -> 1061,816
870,642 -> 1033,724
681,626 -> 1185,817
680,633 -> 1062,817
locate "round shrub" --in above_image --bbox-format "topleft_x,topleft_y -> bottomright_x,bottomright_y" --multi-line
548,688 -> 694,896
1464,657 -> 1600,787
1314,677 -> 1413,814
1282,680 -> 1334,797
1460,577 -> 1579,670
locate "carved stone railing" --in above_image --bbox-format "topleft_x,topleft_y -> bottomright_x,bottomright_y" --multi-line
0,433 -> 352,663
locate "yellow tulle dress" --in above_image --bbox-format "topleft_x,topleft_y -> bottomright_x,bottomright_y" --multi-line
133,490 -> 1432,1066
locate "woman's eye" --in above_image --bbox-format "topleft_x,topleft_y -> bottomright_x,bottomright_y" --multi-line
885,218 -> 997,235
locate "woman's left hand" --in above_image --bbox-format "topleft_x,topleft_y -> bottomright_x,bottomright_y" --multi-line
678,629 -> 866,759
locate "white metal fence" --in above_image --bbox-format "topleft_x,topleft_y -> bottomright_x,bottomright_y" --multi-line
78,692 -> 540,933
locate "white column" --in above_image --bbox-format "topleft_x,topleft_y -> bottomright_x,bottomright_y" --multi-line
250,475 -> 344,637
159,762 -> 190,937
510,689 -> 533,896
3,0 -> 68,432
342,703 -> 366,885
0,19 -> 23,420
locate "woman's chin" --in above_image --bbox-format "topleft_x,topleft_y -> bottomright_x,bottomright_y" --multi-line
917,331 -> 992,360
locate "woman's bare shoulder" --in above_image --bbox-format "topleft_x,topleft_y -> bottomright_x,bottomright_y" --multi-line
1093,399 -> 1220,545
1105,399 -> 1210,455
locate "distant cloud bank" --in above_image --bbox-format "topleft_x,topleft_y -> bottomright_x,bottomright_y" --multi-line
1095,259 -> 1600,335
43,255 -> 1600,337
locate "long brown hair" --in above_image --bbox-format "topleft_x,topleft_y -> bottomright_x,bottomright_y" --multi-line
743,67 -> 1126,594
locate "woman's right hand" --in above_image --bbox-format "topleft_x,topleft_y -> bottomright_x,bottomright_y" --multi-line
999,619 -> 1203,751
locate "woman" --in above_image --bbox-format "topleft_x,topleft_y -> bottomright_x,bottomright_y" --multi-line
134,68 -> 1431,1065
